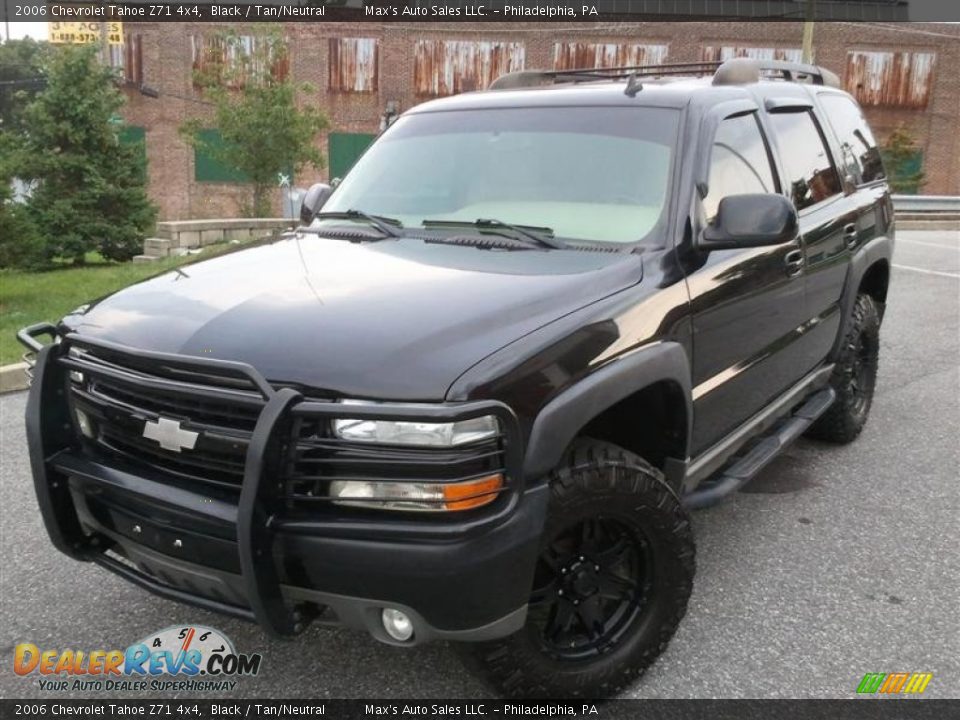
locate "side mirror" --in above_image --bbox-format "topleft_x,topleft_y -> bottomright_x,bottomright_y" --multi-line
700,194 -> 798,251
300,183 -> 333,225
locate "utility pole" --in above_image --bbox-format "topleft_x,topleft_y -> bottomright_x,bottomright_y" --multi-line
5,0 -> 11,43
802,0 -> 816,64
98,21 -> 110,65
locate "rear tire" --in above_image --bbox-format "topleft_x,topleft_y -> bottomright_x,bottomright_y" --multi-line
461,440 -> 695,698
807,293 -> 880,444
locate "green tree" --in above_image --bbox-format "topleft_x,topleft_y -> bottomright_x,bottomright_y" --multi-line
0,132 -> 44,269
0,38 -> 49,132
16,45 -> 156,264
180,28 -> 328,217
880,125 -> 925,195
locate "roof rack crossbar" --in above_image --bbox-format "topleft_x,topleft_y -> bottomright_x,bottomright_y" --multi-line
489,62 -> 723,90
489,58 -> 841,92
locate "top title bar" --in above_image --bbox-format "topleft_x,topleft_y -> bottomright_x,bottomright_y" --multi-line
6,1 -> 960,22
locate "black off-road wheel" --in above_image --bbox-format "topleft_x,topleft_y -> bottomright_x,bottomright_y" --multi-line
806,293 -> 880,444
462,440 -> 695,698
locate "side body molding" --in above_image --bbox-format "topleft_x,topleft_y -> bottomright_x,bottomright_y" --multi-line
522,341 -> 693,485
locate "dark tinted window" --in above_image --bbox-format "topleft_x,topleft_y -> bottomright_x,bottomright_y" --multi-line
769,110 -> 843,210
819,94 -> 885,184
704,113 -> 778,222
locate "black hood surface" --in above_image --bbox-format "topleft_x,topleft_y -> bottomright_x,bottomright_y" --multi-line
65,236 -> 643,400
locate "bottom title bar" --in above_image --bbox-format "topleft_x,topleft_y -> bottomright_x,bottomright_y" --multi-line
2,700 -> 958,720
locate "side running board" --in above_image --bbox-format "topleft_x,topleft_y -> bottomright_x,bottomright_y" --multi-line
683,387 -> 836,510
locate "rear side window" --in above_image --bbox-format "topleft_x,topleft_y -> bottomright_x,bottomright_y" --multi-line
768,110 -> 843,211
703,113 -> 778,222
818,94 -> 885,184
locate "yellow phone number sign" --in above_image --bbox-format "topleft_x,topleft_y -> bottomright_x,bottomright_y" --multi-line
48,22 -> 124,46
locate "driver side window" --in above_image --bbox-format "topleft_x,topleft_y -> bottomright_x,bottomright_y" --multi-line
703,113 -> 779,223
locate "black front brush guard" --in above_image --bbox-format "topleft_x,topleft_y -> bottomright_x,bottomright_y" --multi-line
18,324 -> 523,638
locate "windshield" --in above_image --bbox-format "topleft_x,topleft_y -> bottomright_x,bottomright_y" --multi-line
322,106 -> 680,246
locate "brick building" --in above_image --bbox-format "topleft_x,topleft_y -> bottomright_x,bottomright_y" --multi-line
114,21 -> 960,220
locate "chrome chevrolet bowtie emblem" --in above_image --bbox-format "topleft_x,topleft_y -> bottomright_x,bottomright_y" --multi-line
142,417 -> 199,453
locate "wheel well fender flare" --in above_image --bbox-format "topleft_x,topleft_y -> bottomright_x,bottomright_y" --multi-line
831,235 -> 892,360
522,342 -> 692,482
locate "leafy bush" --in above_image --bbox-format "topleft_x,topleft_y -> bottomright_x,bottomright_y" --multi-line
0,133 -> 44,269
181,27 -> 328,218
880,125 -> 925,195
15,45 -> 156,265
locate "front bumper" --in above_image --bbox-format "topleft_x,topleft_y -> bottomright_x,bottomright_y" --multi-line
20,324 -> 547,644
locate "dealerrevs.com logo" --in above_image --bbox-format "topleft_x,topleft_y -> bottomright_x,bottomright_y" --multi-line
14,625 -> 262,692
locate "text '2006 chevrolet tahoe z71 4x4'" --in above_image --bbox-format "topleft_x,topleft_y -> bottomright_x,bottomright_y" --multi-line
20,58 -> 893,698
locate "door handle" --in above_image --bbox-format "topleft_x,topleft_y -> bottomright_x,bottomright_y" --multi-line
784,249 -> 804,276
843,223 -> 858,248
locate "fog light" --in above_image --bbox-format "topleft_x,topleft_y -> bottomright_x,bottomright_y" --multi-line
75,408 -> 95,439
69,370 -> 84,384
381,608 -> 414,642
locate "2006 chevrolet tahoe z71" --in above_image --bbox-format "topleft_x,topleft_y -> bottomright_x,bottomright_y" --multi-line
19,58 -> 893,698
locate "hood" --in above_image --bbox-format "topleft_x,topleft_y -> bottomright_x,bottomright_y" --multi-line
63,235 -> 643,400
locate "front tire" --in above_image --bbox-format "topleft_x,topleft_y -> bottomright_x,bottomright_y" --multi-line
462,440 -> 695,698
807,293 -> 880,444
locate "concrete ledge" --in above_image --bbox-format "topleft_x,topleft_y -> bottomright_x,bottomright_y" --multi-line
0,362 -> 29,394
897,219 -> 960,231
153,218 -> 295,251
157,218 -> 294,236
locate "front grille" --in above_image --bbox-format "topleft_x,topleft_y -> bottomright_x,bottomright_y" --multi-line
60,340 -> 515,510
65,344 -> 266,492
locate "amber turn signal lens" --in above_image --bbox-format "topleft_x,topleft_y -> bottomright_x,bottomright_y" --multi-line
442,473 -> 504,511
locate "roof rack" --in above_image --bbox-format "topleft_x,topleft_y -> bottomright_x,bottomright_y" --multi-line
489,57 -> 840,92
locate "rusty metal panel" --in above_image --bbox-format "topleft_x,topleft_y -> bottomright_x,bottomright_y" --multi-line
328,37 -> 379,93
845,51 -> 935,109
701,46 -> 804,63
123,33 -> 143,85
191,35 -> 289,89
414,40 -> 525,96
553,42 -> 669,70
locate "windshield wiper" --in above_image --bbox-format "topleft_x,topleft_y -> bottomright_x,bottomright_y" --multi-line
422,218 -> 566,249
314,210 -> 404,238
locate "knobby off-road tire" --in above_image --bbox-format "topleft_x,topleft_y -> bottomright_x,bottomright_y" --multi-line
807,293 -> 880,444
462,440 -> 695,698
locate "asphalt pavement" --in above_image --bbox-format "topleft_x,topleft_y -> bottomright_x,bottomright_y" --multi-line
1,230 -> 957,699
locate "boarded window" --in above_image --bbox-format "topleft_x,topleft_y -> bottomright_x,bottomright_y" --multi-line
191,35 -> 290,90
414,40 -> 525,96
194,129 -> 249,183
844,51 -> 935,109
328,38 -> 379,93
328,133 -> 376,180
118,126 -> 147,181
702,46 -> 804,63
106,34 -> 142,85
553,43 -> 669,70
124,34 -> 143,85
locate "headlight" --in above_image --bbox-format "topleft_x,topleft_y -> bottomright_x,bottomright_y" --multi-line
329,473 -> 504,512
332,406 -> 499,447
67,346 -> 86,384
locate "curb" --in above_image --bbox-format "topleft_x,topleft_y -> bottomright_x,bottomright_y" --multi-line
0,362 -> 29,394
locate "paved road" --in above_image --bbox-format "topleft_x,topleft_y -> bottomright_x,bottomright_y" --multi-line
1,230 -> 957,700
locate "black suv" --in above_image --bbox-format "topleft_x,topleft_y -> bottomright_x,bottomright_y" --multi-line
20,58 -> 893,698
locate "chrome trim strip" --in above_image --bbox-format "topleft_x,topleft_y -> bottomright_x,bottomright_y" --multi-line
685,363 -> 835,490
